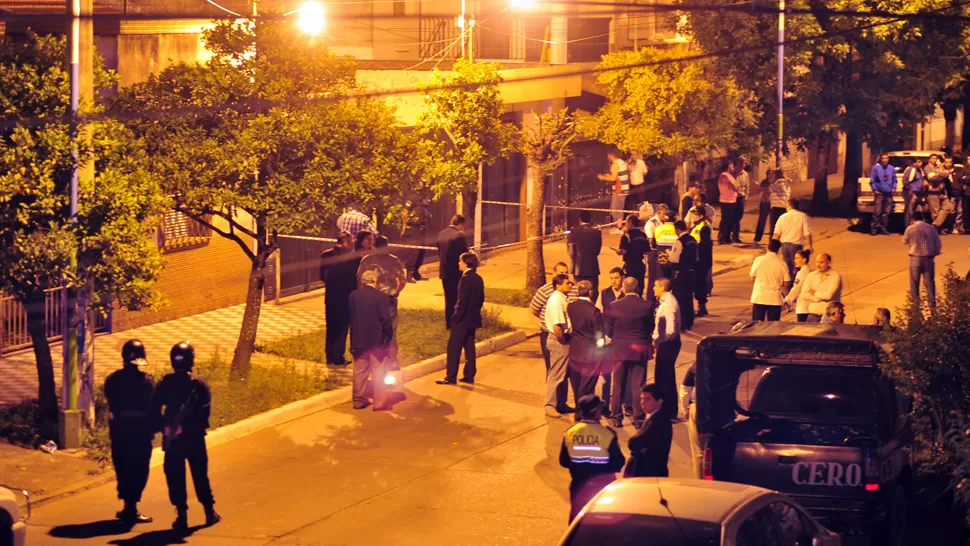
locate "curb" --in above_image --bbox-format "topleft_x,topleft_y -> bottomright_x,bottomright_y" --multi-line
28,329 -> 528,509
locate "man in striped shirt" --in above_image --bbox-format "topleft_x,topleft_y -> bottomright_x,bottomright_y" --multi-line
598,150 -> 631,224
902,211 -> 942,309
531,262 -> 578,412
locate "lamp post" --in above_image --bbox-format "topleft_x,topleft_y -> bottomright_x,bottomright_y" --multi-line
776,0 -> 785,170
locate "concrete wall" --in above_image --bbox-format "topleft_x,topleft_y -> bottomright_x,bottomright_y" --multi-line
114,33 -> 211,88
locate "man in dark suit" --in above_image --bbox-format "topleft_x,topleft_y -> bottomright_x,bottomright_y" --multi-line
348,270 -> 394,410
669,221 -> 697,331
597,267 -> 625,410
437,252 -> 485,385
437,214 -> 469,329
320,231 -> 360,365
568,211 -> 602,304
606,277 -> 653,429
566,280 -> 604,419
624,383 -> 673,478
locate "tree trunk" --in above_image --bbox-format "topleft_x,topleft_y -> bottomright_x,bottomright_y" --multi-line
811,139 -> 830,215
230,249 -> 268,383
77,280 -> 97,427
525,165 -> 546,293
24,291 -> 58,425
839,130 -> 864,212
943,103 -> 958,154
963,80 -> 970,154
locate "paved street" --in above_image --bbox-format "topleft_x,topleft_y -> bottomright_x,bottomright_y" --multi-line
19,215 -> 970,545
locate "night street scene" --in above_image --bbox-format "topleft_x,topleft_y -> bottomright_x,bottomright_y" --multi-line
5,0 -> 970,545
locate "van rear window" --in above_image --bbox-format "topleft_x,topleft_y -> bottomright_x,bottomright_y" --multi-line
747,367 -> 881,422
564,513 -> 720,546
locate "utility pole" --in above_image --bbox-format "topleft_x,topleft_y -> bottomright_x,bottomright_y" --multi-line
776,0 -> 785,170
61,0 -> 93,449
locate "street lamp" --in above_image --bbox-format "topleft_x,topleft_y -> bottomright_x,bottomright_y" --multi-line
510,0 -> 537,8
297,1 -> 326,36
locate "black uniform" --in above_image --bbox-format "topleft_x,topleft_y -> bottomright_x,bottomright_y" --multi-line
559,420 -> 625,521
437,225 -> 469,329
672,232 -> 697,331
619,228 -> 650,297
104,366 -> 155,506
152,372 -> 216,512
320,245 -> 362,364
624,412 -> 673,478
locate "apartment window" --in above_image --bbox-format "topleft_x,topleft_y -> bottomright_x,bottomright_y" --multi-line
159,211 -> 212,253
393,0 -> 405,15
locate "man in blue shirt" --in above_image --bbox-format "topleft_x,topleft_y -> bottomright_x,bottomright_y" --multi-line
869,153 -> 896,236
901,158 -> 924,228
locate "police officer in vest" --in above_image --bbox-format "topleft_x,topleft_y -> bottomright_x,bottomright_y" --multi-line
152,342 -> 221,530
104,339 -> 156,524
559,394 -> 626,521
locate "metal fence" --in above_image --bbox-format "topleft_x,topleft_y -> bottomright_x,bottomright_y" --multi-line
0,288 -> 108,355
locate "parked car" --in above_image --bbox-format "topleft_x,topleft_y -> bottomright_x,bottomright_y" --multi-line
694,322 -> 913,546
558,478 -> 840,546
856,150 -> 934,220
0,486 -> 28,546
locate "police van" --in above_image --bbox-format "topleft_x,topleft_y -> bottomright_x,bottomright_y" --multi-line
693,323 -> 913,546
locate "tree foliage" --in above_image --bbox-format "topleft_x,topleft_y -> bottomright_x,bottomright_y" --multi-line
418,59 -> 519,197
522,109 -> 579,292
0,33 -> 164,423
679,0 -> 970,206
587,47 -> 759,160
113,16 -> 436,379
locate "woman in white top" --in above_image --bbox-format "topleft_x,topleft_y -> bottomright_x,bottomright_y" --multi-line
785,249 -> 813,322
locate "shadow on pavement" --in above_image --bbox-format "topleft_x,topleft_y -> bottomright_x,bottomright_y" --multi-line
48,519 -> 134,539
107,526 -> 203,546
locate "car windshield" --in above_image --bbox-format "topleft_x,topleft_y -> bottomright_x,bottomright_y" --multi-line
564,512 -> 720,546
747,366 -> 882,422
888,155 -> 930,172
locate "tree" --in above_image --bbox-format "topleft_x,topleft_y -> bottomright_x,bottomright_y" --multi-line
113,16 -> 433,380
522,109 -> 579,292
587,47 -> 759,162
0,33 -> 164,426
417,59 -> 519,205
680,0 -> 970,211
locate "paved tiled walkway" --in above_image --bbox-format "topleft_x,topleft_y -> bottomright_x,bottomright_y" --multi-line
0,303 -> 327,407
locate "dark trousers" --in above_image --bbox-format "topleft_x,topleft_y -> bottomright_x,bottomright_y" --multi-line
673,270 -> 695,330
569,475 -> 615,522
325,297 -> 350,363
718,202 -> 737,243
611,360 -> 646,424
754,202 -> 771,242
752,304 -> 782,322
569,361 -> 600,419
445,324 -> 477,381
903,190 -> 919,228
164,435 -> 214,511
909,255 -> 936,309
575,275 -> 599,305
872,192 -> 893,234
624,265 -> 646,297
769,207 -> 786,240
962,195 -> 970,232
645,251 -> 659,307
694,267 -> 711,307
412,249 -> 426,278
539,331 -> 568,406
442,277 -> 459,329
353,350 -> 388,407
110,429 -> 152,504
655,337 -> 681,420
797,314 -> 809,323
731,196 -> 745,241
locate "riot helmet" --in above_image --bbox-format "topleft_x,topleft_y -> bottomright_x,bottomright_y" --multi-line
121,339 -> 148,367
170,342 -> 195,372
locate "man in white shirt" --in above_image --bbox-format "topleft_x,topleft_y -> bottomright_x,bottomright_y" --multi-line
652,279 -> 681,421
731,157 -> 749,243
598,150 -> 631,226
626,151 -> 649,212
545,274 -> 574,418
749,239 -> 791,321
801,253 -> 843,322
771,198 -> 813,283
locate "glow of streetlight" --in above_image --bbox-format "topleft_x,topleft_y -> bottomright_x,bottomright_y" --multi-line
510,0 -> 537,8
297,1 -> 326,35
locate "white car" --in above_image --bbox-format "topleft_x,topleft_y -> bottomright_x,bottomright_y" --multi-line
0,486 -> 28,546
558,478 -> 840,546
856,150 -> 935,217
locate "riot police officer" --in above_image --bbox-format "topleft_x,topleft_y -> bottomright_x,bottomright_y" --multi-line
152,342 -> 220,530
558,394 -> 626,521
103,339 -> 156,524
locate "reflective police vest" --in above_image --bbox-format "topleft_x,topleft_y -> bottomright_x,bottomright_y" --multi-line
564,422 -> 616,465
654,222 -> 678,266
691,220 -> 710,243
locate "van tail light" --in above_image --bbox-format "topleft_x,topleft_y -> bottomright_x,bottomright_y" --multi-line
703,447 -> 714,480
863,448 -> 880,492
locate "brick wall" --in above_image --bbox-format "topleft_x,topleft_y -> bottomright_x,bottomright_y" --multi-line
112,233 -> 253,332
